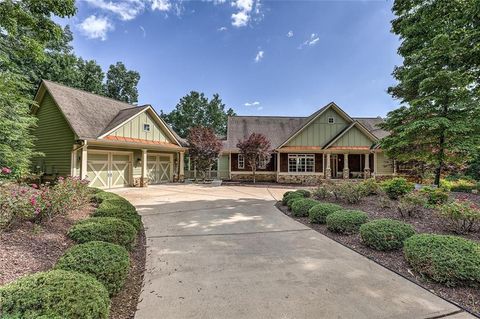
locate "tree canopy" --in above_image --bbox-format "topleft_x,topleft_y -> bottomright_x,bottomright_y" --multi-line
187,126 -> 223,180
105,62 -> 140,104
161,91 -> 236,138
380,0 -> 480,185
236,133 -> 271,183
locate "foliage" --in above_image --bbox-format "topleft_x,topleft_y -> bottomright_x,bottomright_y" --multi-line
187,126 -> 223,180
397,191 -> 427,218
68,217 -> 137,249
161,91 -> 236,138
403,234 -> 480,287
466,150 -> 480,181
105,62 -> 140,104
0,269 -> 110,319
335,182 -> 367,204
326,210 -> 368,234
236,133 -> 271,183
308,203 -> 343,224
360,219 -> 415,251
282,192 -> 303,205
419,187 -> 449,206
441,178 -> 479,193
360,179 -> 381,196
55,241 -> 130,296
291,198 -> 318,217
287,196 -> 304,210
294,189 -> 311,198
313,184 -> 330,200
381,0 -> 480,186
93,196 -> 142,230
381,178 -> 414,200
437,198 -> 480,233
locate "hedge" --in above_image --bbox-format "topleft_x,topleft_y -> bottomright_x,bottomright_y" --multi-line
326,210 -> 368,234
287,196 -> 303,210
0,270 -> 110,319
294,189 -> 311,198
403,234 -> 480,287
360,219 -> 415,251
291,198 -> 318,217
68,217 -> 137,249
55,241 -> 130,296
93,198 -> 141,230
282,192 -> 303,205
308,203 -> 343,224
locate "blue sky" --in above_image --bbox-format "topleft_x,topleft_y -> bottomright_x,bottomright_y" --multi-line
62,0 -> 402,117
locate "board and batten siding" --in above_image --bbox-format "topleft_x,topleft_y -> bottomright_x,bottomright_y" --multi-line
286,108 -> 348,147
376,152 -> 394,175
332,126 -> 374,147
108,111 -> 171,143
32,93 -> 75,176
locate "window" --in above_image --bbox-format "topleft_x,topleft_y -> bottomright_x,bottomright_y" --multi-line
258,156 -> 267,169
143,124 -> 151,132
288,154 -> 315,172
328,117 -> 335,124
238,154 -> 245,169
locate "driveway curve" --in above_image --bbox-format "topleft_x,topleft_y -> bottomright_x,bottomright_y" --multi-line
114,184 -> 472,319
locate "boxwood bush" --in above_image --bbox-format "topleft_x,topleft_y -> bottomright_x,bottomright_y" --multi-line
381,178 -> 414,200
55,241 -> 130,296
308,203 -> 343,224
326,210 -> 368,234
294,189 -> 311,198
360,219 -> 415,251
291,198 -> 318,217
282,192 -> 303,205
286,196 -> 303,209
403,234 -> 480,287
0,270 -> 110,319
68,217 -> 137,249
91,189 -> 122,204
93,198 -> 141,230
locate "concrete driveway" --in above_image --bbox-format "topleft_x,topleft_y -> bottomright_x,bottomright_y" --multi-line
114,184 -> 472,319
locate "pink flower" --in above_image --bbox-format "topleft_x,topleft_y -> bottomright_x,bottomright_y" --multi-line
31,184 -> 38,189
30,197 -> 37,206
1,167 -> 11,174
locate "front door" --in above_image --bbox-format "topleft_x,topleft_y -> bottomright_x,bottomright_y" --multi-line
87,151 -> 132,189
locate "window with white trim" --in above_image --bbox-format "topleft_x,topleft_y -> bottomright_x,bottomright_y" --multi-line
143,123 -> 151,132
288,154 -> 315,172
258,156 -> 268,169
327,117 -> 335,124
238,154 -> 245,169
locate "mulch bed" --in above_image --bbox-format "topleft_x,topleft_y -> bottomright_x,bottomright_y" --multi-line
276,192 -> 480,317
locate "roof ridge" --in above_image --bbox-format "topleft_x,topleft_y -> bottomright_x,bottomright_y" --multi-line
229,115 -> 307,119
42,79 -> 139,109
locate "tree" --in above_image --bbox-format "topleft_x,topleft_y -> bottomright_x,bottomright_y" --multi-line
77,58 -> 105,95
236,133 -> 271,183
161,91 -> 236,138
105,62 -> 140,104
187,126 -> 222,181
381,0 -> 480,186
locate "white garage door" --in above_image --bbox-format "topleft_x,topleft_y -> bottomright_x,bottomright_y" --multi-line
147,154 -> 172,184
87,151 -> 131,189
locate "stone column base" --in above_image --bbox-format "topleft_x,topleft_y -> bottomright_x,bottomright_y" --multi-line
343,169 -> 350,179
325,168 -> 332,179
178,174 -> 185,183
364,168 -> 371,179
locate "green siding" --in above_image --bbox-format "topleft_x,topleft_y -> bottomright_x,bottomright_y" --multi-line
376,152 -> 394,175
332,126 -> 374,147
218,155 -> 229,179
32,93 -> 75,176
286,108 -> 348,147
109,111 -> 171,143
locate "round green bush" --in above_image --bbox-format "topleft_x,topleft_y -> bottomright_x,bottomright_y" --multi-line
55,241 -> 130,296
91,190 -> 123,204
360,219 -> 415,251
93,199 -> 141,230
326,210 -> 368,234
291,198 -> 319,217
403,234 -> 480,287
0,270 -> 110,319
381,178 -> 414,200
282,192 -> 302,205
308,203 -> 343,224
68,217 -> 137,249
286,196 -> 303,209
294,189 -> 311,198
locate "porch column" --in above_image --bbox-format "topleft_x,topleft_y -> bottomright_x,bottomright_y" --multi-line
179,151 -> 185,182
373,152 -> 378,179
141,149 -> 148,187
276,152 -> 280,182
393,159 -> 397,176
81,144 -> 88,180
228,153 -> 232,180
364,153 -> 371,179
71,149 -> 77,177
325,153 -> 331,179
343,153 -> 349,179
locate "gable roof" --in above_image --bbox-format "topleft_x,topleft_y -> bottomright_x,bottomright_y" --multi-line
34,80 -> 182,146
323,121 -> 378,149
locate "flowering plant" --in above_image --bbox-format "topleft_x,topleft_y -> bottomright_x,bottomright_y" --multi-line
437,197 -> 480,233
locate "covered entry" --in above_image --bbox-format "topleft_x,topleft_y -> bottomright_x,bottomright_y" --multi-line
87,151 -> 132,188
147,154 -> 173,184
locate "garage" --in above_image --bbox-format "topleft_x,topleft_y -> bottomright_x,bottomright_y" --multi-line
87,151 -> 132,189
147,154 -> 173,184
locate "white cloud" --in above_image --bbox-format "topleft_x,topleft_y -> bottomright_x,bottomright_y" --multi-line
232,10 -> 249,27
231,0 -> 261,27
218,26 -> 228,31
78,15 -> 114,41
244,101 -> 260,107
84,0 -> 144,21
254,50 -> 264,63
151,0 -> 171,11
298,33 -> 320,49
287,30 -> 293,38
139,25 -> 146,37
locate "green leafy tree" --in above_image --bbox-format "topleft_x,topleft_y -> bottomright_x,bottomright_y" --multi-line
381,0 -> 480,186
105,62 -> 140,104
162,91 -> 235,138
77,58 -> 105,95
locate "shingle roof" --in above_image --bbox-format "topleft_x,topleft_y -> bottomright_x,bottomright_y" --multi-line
100,106 -> 149,136
353,117 -> 389,139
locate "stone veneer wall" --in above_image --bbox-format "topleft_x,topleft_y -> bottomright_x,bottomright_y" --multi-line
277,174 -> 325,185
231,173 -> 276,182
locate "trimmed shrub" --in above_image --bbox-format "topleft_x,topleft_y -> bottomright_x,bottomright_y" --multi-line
291,198 -> 319,217
308,203 -> 343,224
326,210 -> 368,234
55,241 -> 130,296
441,178 -> 478,193
437,199 -> 480,233
287,196 -> 303,210
68,217 -> 137,249
397,191 -> 427,217
93,198 -> 141,230
420,187 -> 449,206
313,185 -> 330,200
360,219 -> 415,251
283,192 -> 303,206
91,190 -> 122,204
403,234 -> 480,287
335,182 -> 367,204
381,178 -> 414,200
282,191 -> 294,203
361,178 -> 381,196
294,189 -> 311,198
0,270 -> 110,319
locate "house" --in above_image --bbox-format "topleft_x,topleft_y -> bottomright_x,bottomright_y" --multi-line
214,102 -> 395,183
31,80 -> 187,189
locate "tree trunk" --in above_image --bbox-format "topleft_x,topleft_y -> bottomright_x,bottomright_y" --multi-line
434,131 -> 446,187
252,169 -> 256,183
